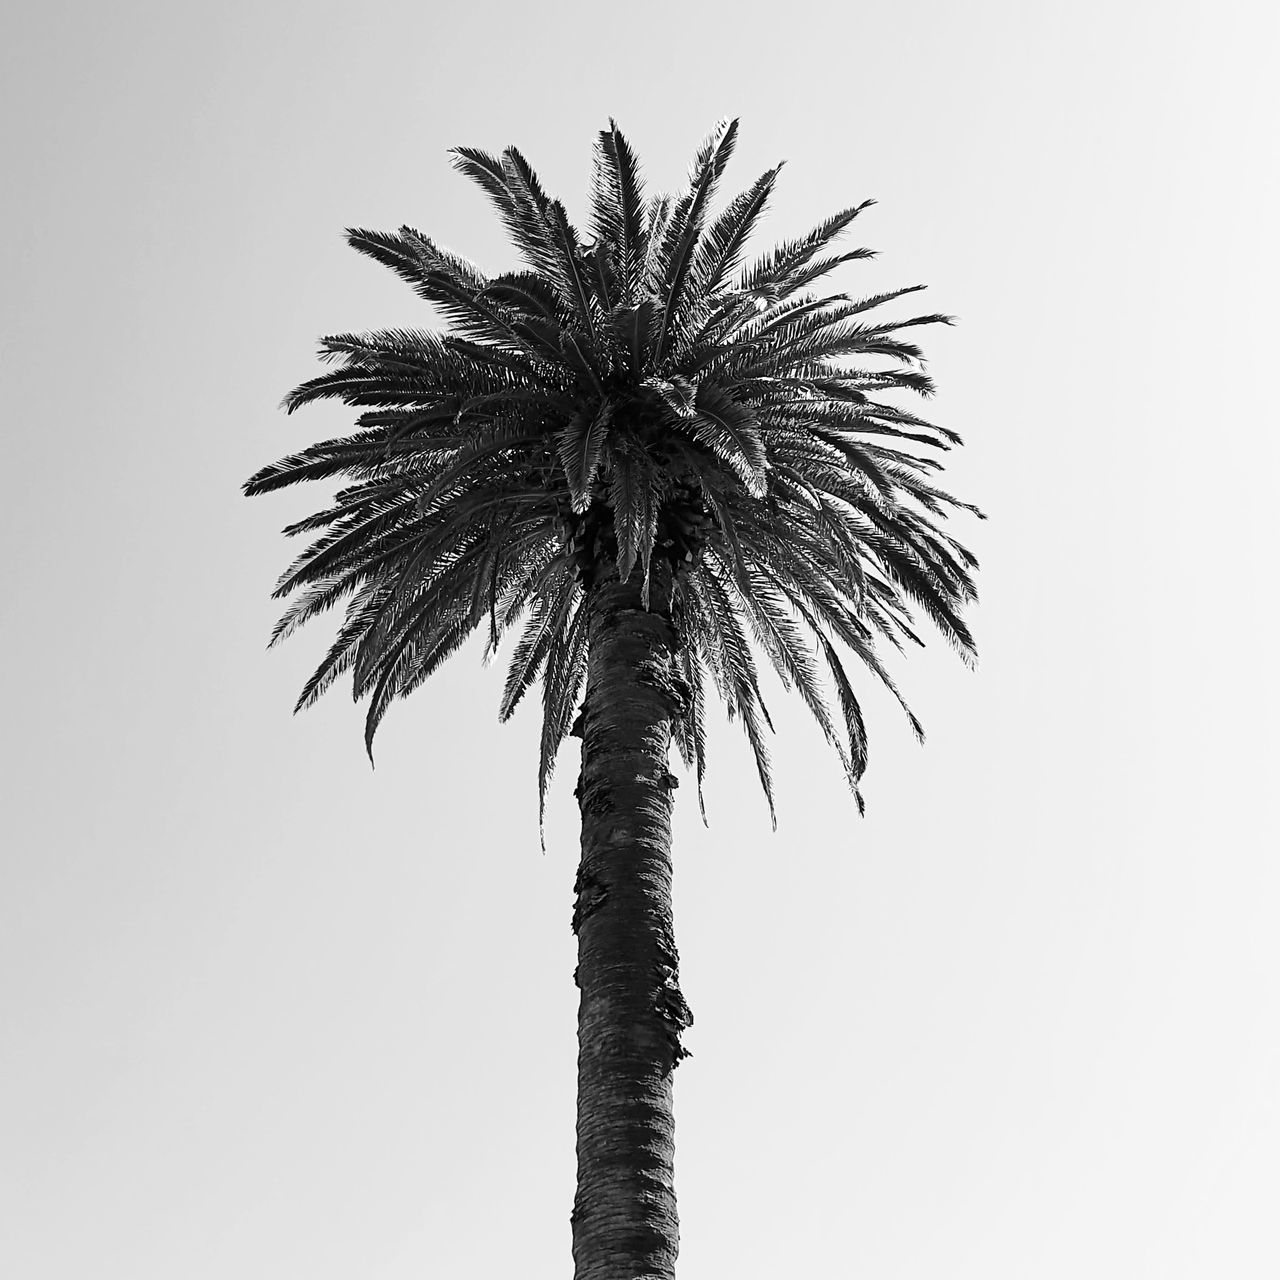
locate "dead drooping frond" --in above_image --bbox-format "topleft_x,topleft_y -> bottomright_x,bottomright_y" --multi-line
245,118 -> 983,823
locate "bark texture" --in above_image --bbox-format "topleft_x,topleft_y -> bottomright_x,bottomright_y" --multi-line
571,567 -> 693,1280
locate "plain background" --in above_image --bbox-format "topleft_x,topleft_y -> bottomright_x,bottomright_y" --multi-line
3,1 -> 1277,1276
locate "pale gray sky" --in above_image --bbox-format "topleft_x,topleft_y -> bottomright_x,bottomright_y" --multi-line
2,2 -> 1277,1277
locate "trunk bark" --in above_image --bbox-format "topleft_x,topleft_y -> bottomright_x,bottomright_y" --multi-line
570,567 -> 693,1280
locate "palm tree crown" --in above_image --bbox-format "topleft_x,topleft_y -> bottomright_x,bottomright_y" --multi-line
244,118 -> 982,823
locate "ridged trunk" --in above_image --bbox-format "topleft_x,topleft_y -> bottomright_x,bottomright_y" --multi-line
570,566 -> 693,1280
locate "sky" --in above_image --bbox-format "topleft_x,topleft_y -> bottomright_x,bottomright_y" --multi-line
2,1 -> 1277,1277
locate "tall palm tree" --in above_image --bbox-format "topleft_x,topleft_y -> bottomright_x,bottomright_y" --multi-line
245,118 -> 981,1280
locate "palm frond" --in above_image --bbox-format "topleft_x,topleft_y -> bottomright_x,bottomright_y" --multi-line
538,599 -> 588,838
738,200 -> 875,297
557,401 -> 613,512
652,119 -> 741,363
591,121 -> 648,302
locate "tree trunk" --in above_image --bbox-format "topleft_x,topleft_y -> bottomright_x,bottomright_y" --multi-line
570,566 -> 693,1280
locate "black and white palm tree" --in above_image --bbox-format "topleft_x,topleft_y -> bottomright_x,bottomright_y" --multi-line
245,118 -> 981,1280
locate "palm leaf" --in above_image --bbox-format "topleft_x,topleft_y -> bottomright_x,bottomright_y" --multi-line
591,121 -> 648,300
557,401 -> 613,512
653,119 -> 740,363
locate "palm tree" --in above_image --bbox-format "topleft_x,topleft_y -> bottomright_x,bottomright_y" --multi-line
245,118 -> 981,1280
